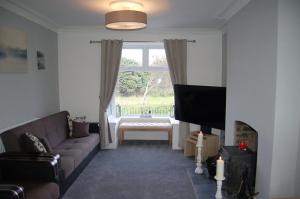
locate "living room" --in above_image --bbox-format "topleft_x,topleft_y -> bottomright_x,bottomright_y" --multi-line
0,0 -> 300,199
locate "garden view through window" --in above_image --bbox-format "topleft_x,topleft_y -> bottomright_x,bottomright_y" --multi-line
115,43 -> 174,117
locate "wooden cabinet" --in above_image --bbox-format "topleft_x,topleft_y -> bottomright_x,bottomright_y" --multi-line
184,131 -> 219,162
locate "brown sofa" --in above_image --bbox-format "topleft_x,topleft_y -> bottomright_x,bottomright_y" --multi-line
0,111 -> 100,198
0,153 -> 61,199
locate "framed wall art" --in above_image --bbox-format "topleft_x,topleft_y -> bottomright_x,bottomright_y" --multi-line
0,27 -> 28,73
37,50 -> 45,70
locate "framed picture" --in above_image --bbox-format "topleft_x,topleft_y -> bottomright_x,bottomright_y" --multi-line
0,27 -> 28,73
37,50 -> 45,70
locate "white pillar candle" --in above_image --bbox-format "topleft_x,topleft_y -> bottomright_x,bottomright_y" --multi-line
216,156 -> 224,179
198,131 -> 203,145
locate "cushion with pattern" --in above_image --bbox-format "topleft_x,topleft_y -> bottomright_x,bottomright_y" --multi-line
41,137 -> 53,153
21,132 -> 48,153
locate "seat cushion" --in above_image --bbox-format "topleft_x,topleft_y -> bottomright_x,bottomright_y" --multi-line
59,156 -> 75,177
20,182 -> 59,199
53,134 -> 99,175
63,134 -> 100,153
53,147 -> 84,168
56,142 -> 90,157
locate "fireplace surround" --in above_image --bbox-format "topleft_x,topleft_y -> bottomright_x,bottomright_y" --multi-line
234,121 -> 258,152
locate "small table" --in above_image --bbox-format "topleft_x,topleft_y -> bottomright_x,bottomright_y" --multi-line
118,121 -> 173,144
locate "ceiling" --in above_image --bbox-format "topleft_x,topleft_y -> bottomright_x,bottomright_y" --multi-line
3,0 -> 251,30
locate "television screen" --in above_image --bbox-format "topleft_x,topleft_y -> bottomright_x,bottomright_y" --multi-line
174,84 -> 226,130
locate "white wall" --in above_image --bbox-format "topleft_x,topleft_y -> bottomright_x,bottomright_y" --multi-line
58,30 -> 100,121
270,0 -> 300,197
221,33 -> 227,86
0,7 -> 59,131
225,0 -> 278,198
58,28 -> 222,122
226,0 -> 300,198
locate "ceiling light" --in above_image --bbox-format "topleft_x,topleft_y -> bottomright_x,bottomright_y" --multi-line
105,10 -> 147,30
109,0 -> 143,11
106,1 -> 147,31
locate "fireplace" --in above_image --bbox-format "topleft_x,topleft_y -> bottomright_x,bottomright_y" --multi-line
221,121 -> 258,198
234,121 -> 258,152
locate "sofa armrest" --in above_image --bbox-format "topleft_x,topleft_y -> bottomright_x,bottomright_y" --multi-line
0,185 -> 25,199
0,152 -> 60,183
89,122 -> 100,134
0,152 -> 60,161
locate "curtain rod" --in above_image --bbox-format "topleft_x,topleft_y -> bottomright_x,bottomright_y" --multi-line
89,40 -> 196,44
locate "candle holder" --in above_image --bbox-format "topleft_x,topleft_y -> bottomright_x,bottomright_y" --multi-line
214,176 -> 225,199
195,133 -> 203,174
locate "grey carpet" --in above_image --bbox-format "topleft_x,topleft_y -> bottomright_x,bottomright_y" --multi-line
187,168 -> 217,199
187,164 -> 233,199
62,141 -> 197,199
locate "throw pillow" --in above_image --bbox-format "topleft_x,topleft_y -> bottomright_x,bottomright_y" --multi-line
67,115 -> 86,137
0,137 -> 5,154
67,115 -> 73,137
72,121 -> 89,138
41,137 -> 53,153
22,132 -> 48,153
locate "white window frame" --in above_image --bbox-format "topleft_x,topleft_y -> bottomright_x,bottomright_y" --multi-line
110,42 -> 171,118
120,42 -> 169,72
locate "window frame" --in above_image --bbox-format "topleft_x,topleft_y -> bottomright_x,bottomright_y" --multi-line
110,42 -> 172,118
120,42 -> 169,72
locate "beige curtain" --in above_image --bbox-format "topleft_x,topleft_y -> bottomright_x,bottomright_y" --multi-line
164,39 -> 190,148
100,40 -> 123,147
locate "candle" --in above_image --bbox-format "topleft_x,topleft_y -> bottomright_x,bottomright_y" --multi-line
198,131 -> 203,145
216,156 -> 224,179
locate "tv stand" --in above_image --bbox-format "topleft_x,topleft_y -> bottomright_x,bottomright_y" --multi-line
184,131 -> 219,162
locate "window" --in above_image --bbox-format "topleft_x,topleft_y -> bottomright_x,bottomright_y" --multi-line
149,49 -> 168,67
120,49 -> 143,67
114,43 -> 174,117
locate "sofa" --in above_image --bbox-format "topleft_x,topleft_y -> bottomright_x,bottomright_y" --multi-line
0,111 -> 100,198
0,153 -> 61,199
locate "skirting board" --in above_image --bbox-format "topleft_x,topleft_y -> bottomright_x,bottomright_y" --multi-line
270,197 -> 300,199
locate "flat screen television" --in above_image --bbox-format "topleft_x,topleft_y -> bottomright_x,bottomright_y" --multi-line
174,84 -> 226,130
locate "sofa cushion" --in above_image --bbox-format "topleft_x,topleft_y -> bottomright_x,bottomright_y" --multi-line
45,112 -> 69,148
53,144 -> 84,167
22,182 -> 59,199
0,138 -> 5,153
0,121 -> 45,152
0,111 -> 69,152
59,156 -> 75,178
66,134 -> 100,151
72,121 -> 89,138
67,116 -> 86,137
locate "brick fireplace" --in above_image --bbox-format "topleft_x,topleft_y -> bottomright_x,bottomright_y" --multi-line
235,121 -> 258,152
